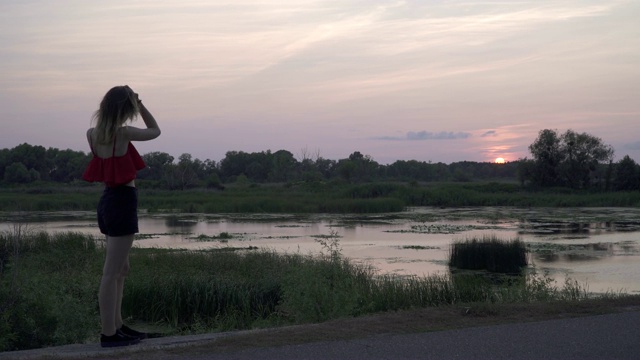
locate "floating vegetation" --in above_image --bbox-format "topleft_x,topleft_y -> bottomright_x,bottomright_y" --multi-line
611,221 -> 640,232
525,241 -> 640,262
135,232 -> 192,240
385,257 -> 432,264
261,235 -> 302,240
311,234 -> 343,239
207,246 -> 259,252
398,245 -> 439,250
558,235 -> 590,240
404,207 -> 640,225
527,241 -> 640,261
518,221 -> 592,235
527,242 -> 615,254
135,233 -> 158,240
188,232 -> 236,242
387,223 -> 498,234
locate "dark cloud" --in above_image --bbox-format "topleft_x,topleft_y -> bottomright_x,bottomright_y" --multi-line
481,130 -> 497,137
375,131 -> 471,141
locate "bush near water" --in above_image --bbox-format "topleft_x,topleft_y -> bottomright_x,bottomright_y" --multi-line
449,236 -> 528,274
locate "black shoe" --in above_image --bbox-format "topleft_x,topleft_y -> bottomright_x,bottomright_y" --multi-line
120,324 -> 148,340
100,329 -> 141,348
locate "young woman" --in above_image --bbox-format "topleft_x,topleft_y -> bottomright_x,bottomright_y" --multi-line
82,85 -> 161,348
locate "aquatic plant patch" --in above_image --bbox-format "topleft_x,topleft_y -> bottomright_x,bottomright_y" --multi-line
260,235 -> 303,240
387,223 -> 499,234
526,242 -> 638,259
135,232 -> 192,240
187,232 -> 242,242
449,236 -> 528,273
311,234 -> 344,239
398,245 -> 440,250
611,221 -> 640,232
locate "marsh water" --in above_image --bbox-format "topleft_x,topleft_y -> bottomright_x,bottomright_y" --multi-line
2,207 -> 639,294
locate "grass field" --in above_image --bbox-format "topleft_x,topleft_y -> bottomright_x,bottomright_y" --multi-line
1,229 -> 632,352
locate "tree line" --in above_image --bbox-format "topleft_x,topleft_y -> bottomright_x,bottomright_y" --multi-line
0,145 -> 518,189
1,129 -> 638,191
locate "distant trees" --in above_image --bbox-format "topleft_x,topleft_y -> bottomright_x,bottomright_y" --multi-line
335,151 -> 379,183
614,155 -> 640,191
522,129 -> 636,190
138,151 -> 174,181
1,131 -> 638,191
0,144 -> 90,184
48,148 -> 91,182
527,129 -> 563,187
4,162 -> 37,183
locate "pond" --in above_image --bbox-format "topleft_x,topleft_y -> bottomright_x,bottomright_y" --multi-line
2,207 -> 639,294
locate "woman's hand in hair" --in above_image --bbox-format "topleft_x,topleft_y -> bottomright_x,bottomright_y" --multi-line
124,85 -> 141,105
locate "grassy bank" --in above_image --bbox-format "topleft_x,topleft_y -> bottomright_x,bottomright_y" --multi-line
1,229 -> 629,352
1,181 -> 640,213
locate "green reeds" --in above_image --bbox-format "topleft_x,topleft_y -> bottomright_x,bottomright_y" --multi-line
449,235 -> 528,274
3,182 -> 640,213
0,228 -> 102,351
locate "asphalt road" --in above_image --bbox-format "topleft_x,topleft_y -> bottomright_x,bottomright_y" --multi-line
3,311 -> 640,360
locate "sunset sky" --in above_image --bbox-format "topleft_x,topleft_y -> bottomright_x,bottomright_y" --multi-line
1,0 -> 638,164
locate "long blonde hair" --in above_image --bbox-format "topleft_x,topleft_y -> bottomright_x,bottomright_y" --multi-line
93,86 -> 139,144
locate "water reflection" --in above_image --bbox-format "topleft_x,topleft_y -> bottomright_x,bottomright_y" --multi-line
528,242 -> 636,263
519,221 -> 594,235
536,253 -> 603,263
164,215 -> 198,229
2,207 -> 640,293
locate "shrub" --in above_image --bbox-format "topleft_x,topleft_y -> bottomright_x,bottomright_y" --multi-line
449,236 -> 528,274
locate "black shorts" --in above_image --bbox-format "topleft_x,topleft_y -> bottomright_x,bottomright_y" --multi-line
97,186 -> 139,237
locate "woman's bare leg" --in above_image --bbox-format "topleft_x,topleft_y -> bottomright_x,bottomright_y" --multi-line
99,234 -> 134,336
114,257 -> 130,329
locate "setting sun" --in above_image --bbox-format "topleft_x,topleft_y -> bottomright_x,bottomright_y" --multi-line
495,157 -> 505,164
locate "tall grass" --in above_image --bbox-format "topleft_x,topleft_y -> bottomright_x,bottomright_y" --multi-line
0,231 -> 608,352
449,235 -> 528,274
0,228 -> 102,351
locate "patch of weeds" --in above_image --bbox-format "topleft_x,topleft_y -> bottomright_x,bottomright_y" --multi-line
315,229 -> 342,261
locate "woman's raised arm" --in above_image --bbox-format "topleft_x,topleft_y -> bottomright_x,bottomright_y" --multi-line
125,101 -> 161,141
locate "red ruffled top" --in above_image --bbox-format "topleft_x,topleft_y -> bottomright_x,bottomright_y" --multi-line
82,132 -> 146,187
